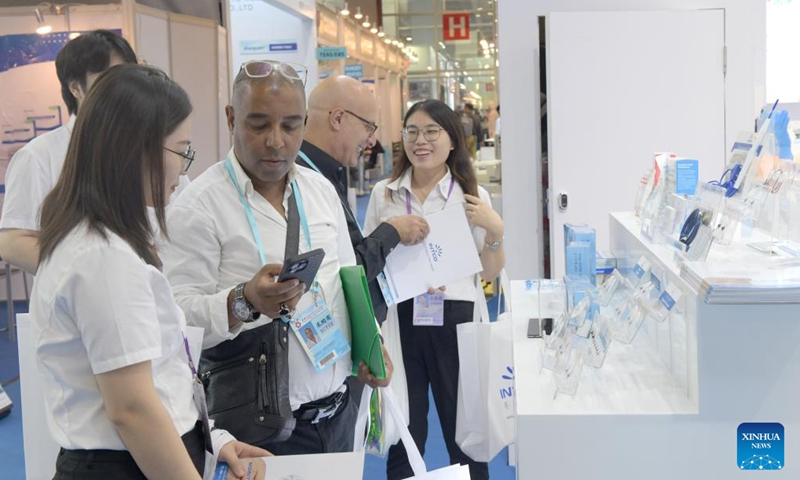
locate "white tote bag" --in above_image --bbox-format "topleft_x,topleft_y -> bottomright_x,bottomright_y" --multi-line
354,387 -> 471,479
455,271 -> 516,463
380,304 -> 409,446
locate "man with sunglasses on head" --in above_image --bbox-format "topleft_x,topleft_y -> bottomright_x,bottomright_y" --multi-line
297,75 -> 429,327
0,30 -> 140,275
161,61 -> 393,457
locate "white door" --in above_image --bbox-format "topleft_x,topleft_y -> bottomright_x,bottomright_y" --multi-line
547,10 -> 726,279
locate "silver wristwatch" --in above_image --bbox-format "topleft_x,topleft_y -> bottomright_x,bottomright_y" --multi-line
232,282 -> 260,323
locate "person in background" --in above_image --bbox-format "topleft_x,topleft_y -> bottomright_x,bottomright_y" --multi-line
162,61 -> 392,456
364,99 -> 505,480
31,64 -> 268,480
464,103 -> 484,158
486,104 -> 499,139
494,104 -> 501,137
0,30 -> 137,274
297,75 -> 429,326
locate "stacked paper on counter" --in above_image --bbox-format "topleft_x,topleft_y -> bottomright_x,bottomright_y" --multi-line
680,258 -> 800,304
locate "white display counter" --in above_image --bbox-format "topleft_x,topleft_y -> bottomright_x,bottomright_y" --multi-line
512,211 -> 800,479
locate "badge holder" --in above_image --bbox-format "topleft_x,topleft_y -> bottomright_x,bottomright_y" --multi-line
645,283 -> 683,323
597,269 -> 627,307
584,315 -> 613,368
553,347 -> 585,398
540,315 -> 571,374
613,281 -> 654,344
625,256 -> 653,289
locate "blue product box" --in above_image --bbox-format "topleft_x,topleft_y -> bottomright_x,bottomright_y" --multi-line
564,223 -> 597,285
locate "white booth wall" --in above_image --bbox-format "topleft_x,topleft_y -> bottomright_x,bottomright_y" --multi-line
498,0 -> 767,280
132,3 -> 231,173
229,0 -> 318,98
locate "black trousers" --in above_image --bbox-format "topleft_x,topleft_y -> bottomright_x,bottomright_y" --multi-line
260,382 -> 358,456
53,421 -> 206,480
387,299 -> 489,480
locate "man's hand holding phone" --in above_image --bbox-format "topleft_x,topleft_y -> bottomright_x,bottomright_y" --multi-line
244,263 -> 305,319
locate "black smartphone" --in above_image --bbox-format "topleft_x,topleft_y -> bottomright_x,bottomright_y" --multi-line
277,248 -> 326,293
527,318 -> 542,338
528,317 -> 554,338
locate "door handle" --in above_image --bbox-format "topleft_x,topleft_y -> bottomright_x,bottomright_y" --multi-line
558,191 -> 568,211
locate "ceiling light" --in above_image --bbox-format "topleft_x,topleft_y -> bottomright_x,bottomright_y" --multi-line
468,76 -> 473,81
378,27 -> 385,38
406,37 -> 413,42
34,7 -> 52,35
354,6 -> 363,20
340,2 -> 350,16
384,37 -> 392,44
398,42 -> 404,48
427,66 -> 433,71
476,13 -> 481,18
488,12 -> 494,16
391,39 -> 399,46
439,42 -> 446,49
370,25 -> 378,33
489,43 -> 495,48
362,15 -> 370,28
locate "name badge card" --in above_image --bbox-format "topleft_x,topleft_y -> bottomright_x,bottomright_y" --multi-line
291,287 -> 351,372
413,292 -> 445,326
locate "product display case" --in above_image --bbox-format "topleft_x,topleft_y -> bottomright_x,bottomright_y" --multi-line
511,211 -> 800,480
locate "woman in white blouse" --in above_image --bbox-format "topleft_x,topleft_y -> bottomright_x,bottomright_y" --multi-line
31,64 -> 267,480
364,99 -> 505,480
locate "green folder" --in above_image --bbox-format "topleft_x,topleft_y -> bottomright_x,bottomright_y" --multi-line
340,265 -> 387,379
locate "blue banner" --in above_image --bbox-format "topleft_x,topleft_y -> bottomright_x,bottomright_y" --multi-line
0,30 -> 121,74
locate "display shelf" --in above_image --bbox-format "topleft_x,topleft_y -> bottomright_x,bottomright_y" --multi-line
512,211 -> 800,480
512,317 -> 696,416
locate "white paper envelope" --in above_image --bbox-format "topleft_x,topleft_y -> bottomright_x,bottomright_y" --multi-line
385,204 -> 482,303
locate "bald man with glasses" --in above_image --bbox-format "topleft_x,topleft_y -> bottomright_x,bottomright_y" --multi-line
297,75 -> 429,328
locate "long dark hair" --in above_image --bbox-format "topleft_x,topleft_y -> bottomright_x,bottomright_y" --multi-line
388,99 -> 477,200
39,64 -> 192,267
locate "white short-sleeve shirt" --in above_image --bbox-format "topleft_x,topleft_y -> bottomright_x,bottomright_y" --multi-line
31,224 -> 199,450
161,150 -> 356,410
0,116 -> 75,230
364,167 -> 490,302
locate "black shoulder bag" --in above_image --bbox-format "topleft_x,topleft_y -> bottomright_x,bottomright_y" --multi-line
198,187 -> 304,446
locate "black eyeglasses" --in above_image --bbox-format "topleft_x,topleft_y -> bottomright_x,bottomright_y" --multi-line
402,127 -> 444,143
336,109 -> 378,137
240,60 -> 308,86
163,144 -> 196,173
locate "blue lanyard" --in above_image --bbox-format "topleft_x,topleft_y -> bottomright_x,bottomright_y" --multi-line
297,150 -> 362,233
224,157 -> 312,264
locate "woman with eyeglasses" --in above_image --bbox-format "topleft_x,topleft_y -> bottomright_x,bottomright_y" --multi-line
364,99 -> 505,480
31,64 -> 268,480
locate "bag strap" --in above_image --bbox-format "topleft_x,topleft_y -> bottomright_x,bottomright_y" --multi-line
383,388 -> 427,476
284,187 -> 300,259
496,269 -> 512,318
473,275 -> 491,324
352,385 -> 373,452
